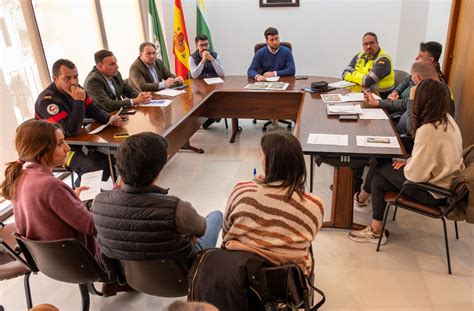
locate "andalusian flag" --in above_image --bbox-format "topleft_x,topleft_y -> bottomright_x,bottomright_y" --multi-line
173,0 -> 190,79
196,0 -> 213,51
148,0 -> 169,69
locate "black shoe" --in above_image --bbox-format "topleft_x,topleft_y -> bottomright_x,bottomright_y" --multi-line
202,118 -> 216,129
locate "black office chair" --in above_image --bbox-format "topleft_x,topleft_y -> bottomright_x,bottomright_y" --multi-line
0,223 -> 33,309
119,258 -> 189,297
394,69 -> 410,88
13,234 -> 111,311
377,181 -> 468,274
252,42 -> 294,131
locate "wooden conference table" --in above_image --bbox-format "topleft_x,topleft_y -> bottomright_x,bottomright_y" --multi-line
67,76 -> 406,229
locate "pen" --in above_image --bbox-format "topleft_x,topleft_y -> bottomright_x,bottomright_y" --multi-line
253,168 -> 257,178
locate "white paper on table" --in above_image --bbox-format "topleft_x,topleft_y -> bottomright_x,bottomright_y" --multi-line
89,107 -> 123,134
156,89 -> 186,97
359,109 -> 389,120
79,170 -> 103,201
356,136 -> 400,148
328,80 -> 356,88
204,77 -> 224,84
141,99 -> 172,107
307,133 -> 349,146
265,76 -> 280,82
326,104 -> 362,115
344,92 -> 381,101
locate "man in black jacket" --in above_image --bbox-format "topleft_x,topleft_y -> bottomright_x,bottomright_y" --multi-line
92,132 -> 222,262
35,59 -> 122,185
84,50 -> 152,112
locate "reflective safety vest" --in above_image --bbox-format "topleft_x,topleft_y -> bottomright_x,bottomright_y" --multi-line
354,49 -> 395,92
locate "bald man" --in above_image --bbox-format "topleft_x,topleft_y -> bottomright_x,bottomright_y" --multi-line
364,59 -> 454,137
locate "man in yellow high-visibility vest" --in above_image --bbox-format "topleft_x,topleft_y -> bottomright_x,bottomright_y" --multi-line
343,32 -> 395,98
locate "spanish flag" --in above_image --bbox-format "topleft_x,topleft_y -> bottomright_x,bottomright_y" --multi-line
173,0 -> 190,79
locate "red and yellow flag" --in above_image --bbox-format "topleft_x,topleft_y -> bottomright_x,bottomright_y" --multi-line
173,0 -> 190,79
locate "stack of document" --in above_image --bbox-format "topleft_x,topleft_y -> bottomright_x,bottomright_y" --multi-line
244,82 -> 289,90
326,103 -> 363,115
204,77 -> 224,84
156,89 -> 186,97
321,93 -> 381,103
89,107 -> 123,134
139,99 -> 172,107
79,170 -> 103,201
328,80 -> 357,88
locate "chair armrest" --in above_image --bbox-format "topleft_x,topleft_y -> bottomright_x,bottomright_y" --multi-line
401,180 -> 453,198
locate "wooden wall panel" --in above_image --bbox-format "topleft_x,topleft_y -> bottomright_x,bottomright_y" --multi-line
445,0 -> 474,148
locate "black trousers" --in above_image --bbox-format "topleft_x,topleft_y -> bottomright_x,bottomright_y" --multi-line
363,159 -> 445,221
68,147 -> 111,186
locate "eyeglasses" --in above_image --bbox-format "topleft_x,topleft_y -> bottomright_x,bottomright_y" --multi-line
363,41 -> 377,46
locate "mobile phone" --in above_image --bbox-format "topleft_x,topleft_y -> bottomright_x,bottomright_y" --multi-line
114,132 -> 129,139
120,109 -> 136,115
339,114 -> 358,121
367,137 -> 390,143
295,75 -> 308,80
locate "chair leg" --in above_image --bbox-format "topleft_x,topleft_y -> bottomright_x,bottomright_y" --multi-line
224,118 -> 228,129
392,206 -> 398,221
79,284 -> 90,311
310,155 -> 314,193
377,202 -> 391,252
441,218 -> 452,274
24,272 -> 33,309
454,221 -> 459,240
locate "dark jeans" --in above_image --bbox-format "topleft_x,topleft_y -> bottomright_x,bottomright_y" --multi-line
68,148 -> 111,186
363,159 -> 446,221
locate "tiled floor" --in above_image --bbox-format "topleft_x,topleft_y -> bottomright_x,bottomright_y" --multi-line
1,120 -> 473,310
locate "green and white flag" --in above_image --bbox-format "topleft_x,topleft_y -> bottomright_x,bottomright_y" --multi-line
148,0 -> 169,69
196,0 -> 214,51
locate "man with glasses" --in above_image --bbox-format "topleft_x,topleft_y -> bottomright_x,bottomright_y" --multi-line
342,32 -> 395,98
189,34 -> 225,128
129,42 -> 183,92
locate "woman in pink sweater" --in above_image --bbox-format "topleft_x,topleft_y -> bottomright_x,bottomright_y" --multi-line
222,132 -> 324,275
0,120 -> 96,256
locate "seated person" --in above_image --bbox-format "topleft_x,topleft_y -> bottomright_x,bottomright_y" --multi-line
189,34 -> 225,129
0,120 -> 96,257
222,132 -> 324,275
342,32 -> 394,98
84,50 -> 152,112
364,59 -> 455,138
35,59 -> 122,186
92,132 -> 223,264
247,27 -> 296,82
129,42 -> 183,92
350,79 -> 464,244
388,41 -> 446,100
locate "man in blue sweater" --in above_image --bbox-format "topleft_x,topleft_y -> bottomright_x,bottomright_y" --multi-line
247,27 -> 296,81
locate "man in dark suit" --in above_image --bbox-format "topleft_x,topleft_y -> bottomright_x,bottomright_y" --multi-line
84,50 -> 152,112
129,42 -> 183,92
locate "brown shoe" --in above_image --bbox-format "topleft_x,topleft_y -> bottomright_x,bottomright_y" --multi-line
102,282 -> 135,297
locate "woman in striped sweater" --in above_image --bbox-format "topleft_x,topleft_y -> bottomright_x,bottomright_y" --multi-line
222,132 -> 324,275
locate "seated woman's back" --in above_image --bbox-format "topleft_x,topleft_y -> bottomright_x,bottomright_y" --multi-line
222,132 -> 324,275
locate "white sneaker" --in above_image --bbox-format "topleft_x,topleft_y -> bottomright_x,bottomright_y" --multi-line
349,226 -> 388,245
353,192 -> 372,213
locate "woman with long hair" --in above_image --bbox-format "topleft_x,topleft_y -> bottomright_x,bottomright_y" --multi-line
0,120 -> 96,256
350,79 -> 464,244
222,132 -> 324,275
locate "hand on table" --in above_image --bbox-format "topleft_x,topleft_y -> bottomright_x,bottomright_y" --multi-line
133,92 -> 152,105
363,91 -> 380,108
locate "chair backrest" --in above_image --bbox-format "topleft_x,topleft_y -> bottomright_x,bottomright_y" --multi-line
13,233 -> 109,284
119,259 -> 188,297
394,69 -> 410,87
254,42 -> 292,54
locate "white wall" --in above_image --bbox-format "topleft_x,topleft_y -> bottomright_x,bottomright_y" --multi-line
158,0 -> 451,77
